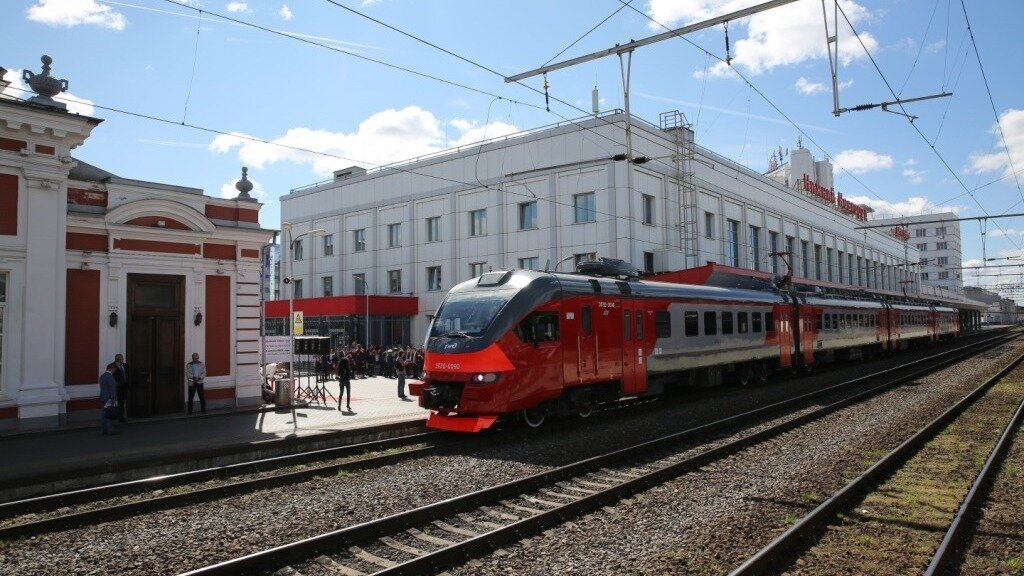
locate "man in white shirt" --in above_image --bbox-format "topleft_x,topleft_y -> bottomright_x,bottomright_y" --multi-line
185,352 -> 207,414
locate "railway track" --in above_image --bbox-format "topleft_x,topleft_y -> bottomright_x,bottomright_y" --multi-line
179,333 -> 1016,576
730,344 -> 1024,576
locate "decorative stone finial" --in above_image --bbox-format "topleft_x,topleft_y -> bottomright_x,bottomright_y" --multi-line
22,55 -> 69,110
234,166 -> 256,201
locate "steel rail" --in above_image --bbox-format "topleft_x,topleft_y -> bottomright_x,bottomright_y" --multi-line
0,431 -> 440,517
730,347 -> 1024,576
179,334 -> 1014,576
924,395 -> 1024,575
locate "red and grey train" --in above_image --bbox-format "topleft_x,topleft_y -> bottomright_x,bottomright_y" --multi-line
410,262 -> 960,432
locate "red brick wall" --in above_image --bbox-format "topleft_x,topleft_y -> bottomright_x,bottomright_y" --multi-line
65,269 -> 101,385
67,232 -> 109,252
205,275 -> 231,376
203,243 -> 236,260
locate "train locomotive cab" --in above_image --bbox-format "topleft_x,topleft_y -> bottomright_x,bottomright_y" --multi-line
415,269 -> 564,432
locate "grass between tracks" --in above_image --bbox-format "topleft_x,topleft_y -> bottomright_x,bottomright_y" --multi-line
787,364 -> 1024,576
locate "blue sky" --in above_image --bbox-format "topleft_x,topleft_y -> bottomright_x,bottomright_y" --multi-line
3,0 -> 1023,293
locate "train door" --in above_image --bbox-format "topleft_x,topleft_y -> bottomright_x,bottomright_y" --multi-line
620,299 -> 645,395
563,299 -> 597,384
801,306 -> 817,366
776,301 -> 794,370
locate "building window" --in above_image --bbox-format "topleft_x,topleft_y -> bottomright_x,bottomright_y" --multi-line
469,209 -> 487,236
814,244 -> 822,280
518,257 -> 540,270
837,251 -> 844,283
470,262 -> 486,278
921,272 -> 930,281
644,251 -> 655,274
519,202 -> 537,230
938,271 -> 950,280
426,216 -> 441,242
857,256 -> 863,285
748,225 -> 761,271
936,242 -> 948,250
642,194 -> 654,225
826,247 -> 834,282
705,212 -> 715,239
293,278 -> 303,298
427,266 -> 442,291
769,231 -> 779,274
801,241 -> 810,278
318,234 -> 331,257
574,192 -> 596,223
322,276 -> 333,297
916,243 -> 927,251
293,239 -> 304,261
388,270 -> 402,293
353,273 -> 366,295
848,254 -> 854,285
353,229 -> 366,252
935,226 -> 946,236
574,253 -> 596,267
388,223 -> 402,248
916,228 -> 927,237
786,236 -> 795,271
937,256 -> 949,266
726,219 -> 740,267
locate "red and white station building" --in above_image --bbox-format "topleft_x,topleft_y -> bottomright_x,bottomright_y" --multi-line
0,58 -> 274,430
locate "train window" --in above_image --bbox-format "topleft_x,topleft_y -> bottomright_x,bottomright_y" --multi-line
704,311 -> 717,335
514,311 -> 559,343
722,311 -> 734,334
752,312 -> 762,333
765,312 -> 774,333
738,312 -> 749,334
846,314 -> 853,328
582,306 -> 592,335
684,311 -> 698,336
636,312 -> 644,339
654,311 -> 671,337
624,310 -> 632,341
816,314 -> 823,330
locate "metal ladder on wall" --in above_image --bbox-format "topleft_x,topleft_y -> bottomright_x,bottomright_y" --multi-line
660,110 -> 698,268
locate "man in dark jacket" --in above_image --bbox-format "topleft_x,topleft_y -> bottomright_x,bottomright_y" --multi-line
113,353 -> 129,422
99,363 -> 118,435
337,356 -> 352,412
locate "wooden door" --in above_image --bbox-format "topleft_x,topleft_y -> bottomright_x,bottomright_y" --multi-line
127,275 -> 184,416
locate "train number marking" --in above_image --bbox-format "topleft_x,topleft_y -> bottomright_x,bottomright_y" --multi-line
434,362 -> 461,370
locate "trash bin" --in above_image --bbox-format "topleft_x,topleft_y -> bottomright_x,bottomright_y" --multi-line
274,378 -> 293,407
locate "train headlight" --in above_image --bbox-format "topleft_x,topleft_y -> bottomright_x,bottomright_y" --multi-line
471,372 -> 500,384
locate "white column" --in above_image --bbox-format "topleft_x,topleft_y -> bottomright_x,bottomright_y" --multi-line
18,170 -> 70,425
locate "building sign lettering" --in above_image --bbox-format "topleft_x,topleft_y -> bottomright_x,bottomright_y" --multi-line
889,226 -> 910,241
801,174 -> 868,222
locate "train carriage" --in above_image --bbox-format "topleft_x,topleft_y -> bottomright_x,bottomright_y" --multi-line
413,263 -> 964,432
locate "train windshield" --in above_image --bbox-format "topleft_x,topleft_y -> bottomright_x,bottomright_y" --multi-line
430,290 -> 515,338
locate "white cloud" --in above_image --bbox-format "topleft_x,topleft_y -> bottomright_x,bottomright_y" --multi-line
795,77 -> 825,95
834,149 -> 894,174
925,40 -> 945,53
226,2 -> 248,13
648,0 -> 877,76
278,4 -> 292,20
903,168 -> 924,184
26,0 -> 126,30
967,109 -> 1024,179
847,196 -> 956,220
903,159 -> 924,184
219,177 -> 267,200
989,229 -> 1024,238
209,105 -> 519,176
1,68 -> 95,116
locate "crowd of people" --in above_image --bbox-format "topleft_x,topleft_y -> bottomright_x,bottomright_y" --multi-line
315,343 -> 424,383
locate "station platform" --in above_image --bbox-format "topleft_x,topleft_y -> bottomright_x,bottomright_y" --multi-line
0,375 -> 427,492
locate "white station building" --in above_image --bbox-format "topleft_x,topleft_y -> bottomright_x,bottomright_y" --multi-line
869,212 -> 965,297
280,110 -> 921,340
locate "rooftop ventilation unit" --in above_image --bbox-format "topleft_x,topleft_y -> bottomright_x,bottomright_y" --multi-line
333,166 -> 367,180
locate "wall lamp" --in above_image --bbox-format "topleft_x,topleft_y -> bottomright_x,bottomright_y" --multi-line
108,310 -> 118,327
194,309 -> 204,326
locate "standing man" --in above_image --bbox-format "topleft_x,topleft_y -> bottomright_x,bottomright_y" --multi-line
112,353 -> 129,422
99,362 -> 119,435
185,352 -> 207,414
